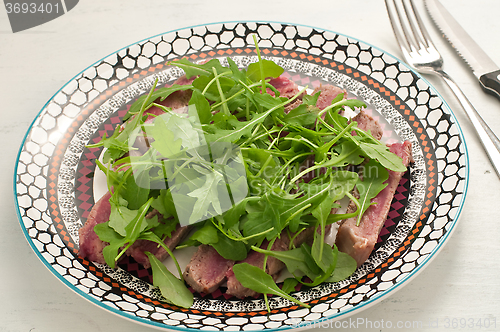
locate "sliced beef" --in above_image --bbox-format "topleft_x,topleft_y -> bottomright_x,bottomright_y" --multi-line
335,141 -> 413,267
225,226 -> 320,298
78,191 -> 189,268
143,75 -> 195,120
183,245 -> 235,294
312,84 -> 345,110
268,76 -> 304,112
126,223 -> 192,269
351,110 -> 383,140
78,192 -> 112,264
268,76 -> 300,98
226,235 -> 290,298
155,75 -> 194,112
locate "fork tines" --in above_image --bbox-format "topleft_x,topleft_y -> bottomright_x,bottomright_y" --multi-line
385,0 -> 434,55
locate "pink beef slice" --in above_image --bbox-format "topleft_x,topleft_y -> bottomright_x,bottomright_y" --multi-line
157,75 -> 195,111
126,223 -> 192,269
335,140 -> 413,267
142,75 -> 195,120
267,76 -> 304,112
225,227 -> 317,298
78,192 -> 112,264
226,236 -> 290,298
312,84 -> 345,110
78,192 -> 190,268
351,110 -> 383,141
183,245 -> 235,294
183,221 -> 328,297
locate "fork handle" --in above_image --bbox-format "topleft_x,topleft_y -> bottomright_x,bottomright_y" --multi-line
438,69 -> 500,178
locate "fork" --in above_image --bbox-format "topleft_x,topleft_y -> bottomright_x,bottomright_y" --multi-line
385,0 -> 500,178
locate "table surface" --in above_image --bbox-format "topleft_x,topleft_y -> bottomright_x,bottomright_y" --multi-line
2,1 -> 500,331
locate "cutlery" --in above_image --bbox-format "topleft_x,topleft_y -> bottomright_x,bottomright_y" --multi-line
385,0 -> 500,178
425,0 -> 500,100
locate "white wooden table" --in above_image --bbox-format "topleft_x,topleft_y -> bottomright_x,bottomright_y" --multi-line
2,1 -> 499,331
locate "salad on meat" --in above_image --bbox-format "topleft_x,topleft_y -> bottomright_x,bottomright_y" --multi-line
78,42 -> 412,310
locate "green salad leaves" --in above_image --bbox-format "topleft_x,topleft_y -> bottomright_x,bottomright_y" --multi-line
88,42 -> 406,309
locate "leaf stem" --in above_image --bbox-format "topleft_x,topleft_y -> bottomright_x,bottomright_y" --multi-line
201,70 -> 231,95
253,35 -> 266,95
140,232 -> 184,281
212,67 -> 231,116
212,217 -> 275,242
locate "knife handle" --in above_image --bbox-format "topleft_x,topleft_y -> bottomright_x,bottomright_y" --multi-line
479,69 -> 500,100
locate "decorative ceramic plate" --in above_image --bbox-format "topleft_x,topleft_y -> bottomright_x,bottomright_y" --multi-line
14,22 -> 468,331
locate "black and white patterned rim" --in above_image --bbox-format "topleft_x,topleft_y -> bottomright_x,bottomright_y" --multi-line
14,22 -> 468,331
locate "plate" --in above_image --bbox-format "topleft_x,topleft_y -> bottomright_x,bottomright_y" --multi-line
14,22 -> 468,331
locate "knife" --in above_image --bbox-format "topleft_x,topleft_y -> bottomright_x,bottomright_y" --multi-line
425,0 -> 500,100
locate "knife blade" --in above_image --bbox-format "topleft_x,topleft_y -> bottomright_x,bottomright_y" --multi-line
425,0 -> 500,100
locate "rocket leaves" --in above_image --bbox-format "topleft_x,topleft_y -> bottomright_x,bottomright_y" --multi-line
146,252 -> 194,308
232,263 -> 309,308
89,46 -> 407,310
355,159 -> 389,226
246,58 -> 284,82
359,142 -> 407,172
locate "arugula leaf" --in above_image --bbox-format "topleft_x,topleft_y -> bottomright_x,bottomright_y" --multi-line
311,230 -> 335,273
232,263 -> 309,308
146,116 -> 183,158
326,251 -> 357,283
221,197 -> 256,229
163,111 -> 203,150
111,197 -> 156,264
187,172 -> 225,224
242,201 -> 277,244
100,133 -> 131,163
301,243 -> 323,278
150,215 -> 178,239
283,104 -> 318,127
145,252 -> 194,308
242,148 -> 278,173
319,96 -> 366,118
189,89 -> 212,124
281,278 -> 299,294
123,84 -> 194,121
247,59 -> 284,82
205,108 -> 277,143
121,171 -> 150,210
190,222 -> 219,245
302,244 -> 338,287
151,189 -> 177,220
359,142 -> 406,172
169,58 -> 227,78
108,198 -> 141,237
94,222 -> 127,269
311,196 -> 335,265
250,245 -> 317,279
328,140 -> 365,167
288,141 -> 364,184
211,232 -> 247,261
329,171 -> 359,201
355,159 -> 389,226
284,193 -> 328,233
302,92 -> 321,106
124,197 -> 154,237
